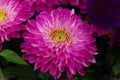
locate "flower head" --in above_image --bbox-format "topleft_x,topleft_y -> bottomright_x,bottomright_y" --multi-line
0,0 -> 33,50
21,8 -> 97,80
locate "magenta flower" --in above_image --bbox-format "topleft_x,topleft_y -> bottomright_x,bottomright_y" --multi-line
69,0 -> 88,13
90,24 -> 107,37
58,0 -> 88,13
90,24 -> 116,45
0,0 -> 33,50
31,0 -> 88,13
21,8 -> 97,80
30,0 -> 60,12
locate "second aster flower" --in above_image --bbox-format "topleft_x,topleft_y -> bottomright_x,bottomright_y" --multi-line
21,8 -> 97,80
0,0 -> 33,50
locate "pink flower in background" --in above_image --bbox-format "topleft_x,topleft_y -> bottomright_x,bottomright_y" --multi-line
107,30 -> 116,45
0,0 -> 33,50
68,0 -> 88,13
59,0 -> 88,13
90,24 -> 116,44
78,0 -> 88,13
90,24 -> 107,37
30,0 -> 60,11
21,8 -> 97,80
31,0 -> 88,13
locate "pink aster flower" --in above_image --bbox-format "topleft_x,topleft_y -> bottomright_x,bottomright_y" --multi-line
0,0 -> 33,50
21,8 -> 97,80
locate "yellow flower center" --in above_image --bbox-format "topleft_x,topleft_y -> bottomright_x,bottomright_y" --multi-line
50,28 -> 71,43
0,9 -> 6,21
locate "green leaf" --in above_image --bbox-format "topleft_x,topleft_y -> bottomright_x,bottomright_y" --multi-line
0,49 -> 28,65
112,63 -> 120,75
74,77 -> 78,80
3,65 -> 38,79
38,72 -> 53,80
0,68 -> 4,78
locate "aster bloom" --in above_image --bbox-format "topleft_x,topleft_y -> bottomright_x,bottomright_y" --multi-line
0,0 -> 33,50
87,0 -> 120,30
21,8 -> 97,80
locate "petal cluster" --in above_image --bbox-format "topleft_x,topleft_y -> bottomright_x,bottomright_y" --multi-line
21,8 -> 97,80
0,0 -> 33,50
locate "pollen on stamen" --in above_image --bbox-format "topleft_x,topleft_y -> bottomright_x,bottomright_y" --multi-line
49,27 -> 71,43
0,9 -> 6,21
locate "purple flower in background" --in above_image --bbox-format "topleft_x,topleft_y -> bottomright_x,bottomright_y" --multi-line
0,0 -> 33,50
21,8 -> 97,80
87,0 -> 120,30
